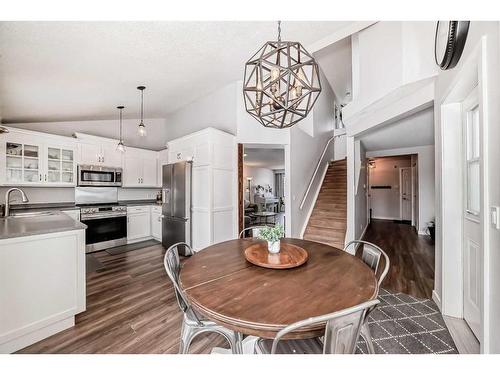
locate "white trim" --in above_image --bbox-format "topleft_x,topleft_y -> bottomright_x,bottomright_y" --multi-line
438,36 -> 490,353
399,167 -> 412,221
432,290 -> 442,311
371,216 -> 400,221
299,163 -> 329,239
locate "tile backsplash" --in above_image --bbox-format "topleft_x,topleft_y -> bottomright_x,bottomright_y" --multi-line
0,187 -> 160,204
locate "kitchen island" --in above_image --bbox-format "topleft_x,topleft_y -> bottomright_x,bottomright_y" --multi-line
0,212 -> 87,353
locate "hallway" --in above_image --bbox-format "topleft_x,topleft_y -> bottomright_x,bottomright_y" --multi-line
362,219 -> 434,299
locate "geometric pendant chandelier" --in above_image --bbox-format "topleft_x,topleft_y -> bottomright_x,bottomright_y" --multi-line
243,21 -> 322,129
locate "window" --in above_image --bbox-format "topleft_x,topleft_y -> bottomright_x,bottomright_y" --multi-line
465,105 -> 480,215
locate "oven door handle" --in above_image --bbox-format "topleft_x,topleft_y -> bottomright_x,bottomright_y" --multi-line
81,214 -> 127,221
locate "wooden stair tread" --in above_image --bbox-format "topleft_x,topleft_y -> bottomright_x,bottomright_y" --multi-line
304,159 -> 347,248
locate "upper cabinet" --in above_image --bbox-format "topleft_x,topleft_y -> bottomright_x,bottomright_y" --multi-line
122,147 -> 158,187
78,140 -> 122,168
0,131 -> 77,187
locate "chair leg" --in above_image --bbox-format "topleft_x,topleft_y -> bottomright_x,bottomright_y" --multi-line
232,332 -> 244,354
360,322 -> 376,354
179,319 -> 196,354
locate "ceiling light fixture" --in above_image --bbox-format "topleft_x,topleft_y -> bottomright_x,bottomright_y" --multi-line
137,85 -> 147,137
243,21 -> 322,129
116,105 -> 126,153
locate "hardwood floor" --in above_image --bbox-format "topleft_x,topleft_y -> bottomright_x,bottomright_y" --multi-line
18,244 -> 227,354
361,219 -> 435,299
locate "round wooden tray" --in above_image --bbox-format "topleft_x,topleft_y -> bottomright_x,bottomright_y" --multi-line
244,242 -> 309,269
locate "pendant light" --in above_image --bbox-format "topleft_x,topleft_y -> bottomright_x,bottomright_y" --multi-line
137,85 -> 147,137
243,21 -> 321,129
116,105 -> 126,152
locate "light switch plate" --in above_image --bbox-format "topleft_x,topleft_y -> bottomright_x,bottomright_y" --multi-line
490,206 -> 500,230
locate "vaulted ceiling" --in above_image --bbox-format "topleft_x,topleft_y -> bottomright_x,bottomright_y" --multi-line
0,21 -> 354,123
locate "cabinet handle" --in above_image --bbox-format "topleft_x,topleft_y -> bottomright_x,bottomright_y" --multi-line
39,174 -> 42,182
102,157 -> 104,163
45,174 -> 47,182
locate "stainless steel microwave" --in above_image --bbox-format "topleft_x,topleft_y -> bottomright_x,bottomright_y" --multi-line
77,165 -> 122,187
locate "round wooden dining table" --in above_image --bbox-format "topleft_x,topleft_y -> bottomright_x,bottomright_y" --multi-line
179,238 -> 378,339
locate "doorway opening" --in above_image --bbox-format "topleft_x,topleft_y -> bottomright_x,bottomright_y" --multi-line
237,144 -> 286,236
364,154 -> 435,299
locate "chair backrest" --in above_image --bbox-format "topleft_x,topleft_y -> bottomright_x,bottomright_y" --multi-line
163,242 -> 201,324
344,240 -> 390,287
239,225 -> 274,239
271,299 -> 380,354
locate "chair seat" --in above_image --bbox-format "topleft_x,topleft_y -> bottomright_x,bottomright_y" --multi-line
256,337 -> 323,354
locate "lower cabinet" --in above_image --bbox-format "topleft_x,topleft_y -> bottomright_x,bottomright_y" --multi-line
127,206 -> 151,243
151,206 -> 162,241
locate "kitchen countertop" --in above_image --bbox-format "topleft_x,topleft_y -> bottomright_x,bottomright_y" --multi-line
8,200 -> 161,214
0,212 -> 87,240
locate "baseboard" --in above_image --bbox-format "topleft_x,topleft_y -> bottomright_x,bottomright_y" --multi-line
371,216 -> 399,221
299,163 -> 329,239
432,290 -> 442,311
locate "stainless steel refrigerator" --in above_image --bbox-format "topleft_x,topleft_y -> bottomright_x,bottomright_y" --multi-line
161,161 -> 192,255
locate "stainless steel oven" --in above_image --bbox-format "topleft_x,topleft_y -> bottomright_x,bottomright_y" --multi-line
78,165 -> 122,187
76,186 -> 127,253
80,205 -> 127,253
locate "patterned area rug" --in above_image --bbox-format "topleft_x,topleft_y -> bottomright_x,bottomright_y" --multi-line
356,289 -> 458,354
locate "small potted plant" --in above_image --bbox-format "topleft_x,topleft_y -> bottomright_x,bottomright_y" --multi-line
258,225 -> 284,254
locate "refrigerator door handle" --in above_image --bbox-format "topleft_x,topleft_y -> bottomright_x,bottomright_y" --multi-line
162,189 -> 170,205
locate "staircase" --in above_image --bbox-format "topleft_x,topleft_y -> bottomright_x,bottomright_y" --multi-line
303,158 -> 347,249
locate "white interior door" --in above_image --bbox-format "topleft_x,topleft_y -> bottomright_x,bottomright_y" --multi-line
462,87 -> 481,340
400,167 -> 412,221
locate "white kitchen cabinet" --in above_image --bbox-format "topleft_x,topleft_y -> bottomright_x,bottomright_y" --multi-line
0,228 -> 86,353
122,147 -> 158,187
167,127 -> 236,251
127,206 -> 151,243
151,206 -> 162,241
44,144 -> 77,185
78,141 -> 122,168
0,130 -> 77,187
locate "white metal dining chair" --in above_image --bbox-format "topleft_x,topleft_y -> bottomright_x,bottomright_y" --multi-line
164,242 -> 243,354
344,240 -> 390,354
239,225 -> 274,239
254,299 -> 380,354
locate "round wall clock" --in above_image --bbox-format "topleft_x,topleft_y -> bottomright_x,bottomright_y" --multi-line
435,21 -> 470,70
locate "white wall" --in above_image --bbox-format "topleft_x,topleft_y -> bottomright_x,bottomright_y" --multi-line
346,21 -> 437,117
243,165 -> 275,204
290,69 -> 335,237
366,145 -> 435,233
368,156 -> 411,220
434,21 -> 500,353
354,140 -> 368,241
165,82 -> 238,142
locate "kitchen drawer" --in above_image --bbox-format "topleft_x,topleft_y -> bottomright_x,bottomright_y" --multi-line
127,206 -> 151,214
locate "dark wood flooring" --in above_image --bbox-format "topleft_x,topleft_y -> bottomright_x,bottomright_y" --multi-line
361,219 -> 435,299
18,244 -> 226,354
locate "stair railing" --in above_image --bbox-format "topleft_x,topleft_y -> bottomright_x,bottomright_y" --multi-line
299,134 -> 344,210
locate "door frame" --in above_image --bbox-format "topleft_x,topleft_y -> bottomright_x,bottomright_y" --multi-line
236,143 -> 291,238
399,167 -> 412,221
438,36 -> 490,352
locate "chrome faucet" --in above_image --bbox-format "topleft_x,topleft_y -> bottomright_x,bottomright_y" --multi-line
4,188 -> 29,217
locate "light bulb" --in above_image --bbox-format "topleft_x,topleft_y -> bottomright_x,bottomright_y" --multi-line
138,123 -> 146,137
116,141 -> 125,153
271,68 -> 280,81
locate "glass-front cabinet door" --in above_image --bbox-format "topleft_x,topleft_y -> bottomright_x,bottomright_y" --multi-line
46,145 -> 76,185
5,142 -> 41,184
